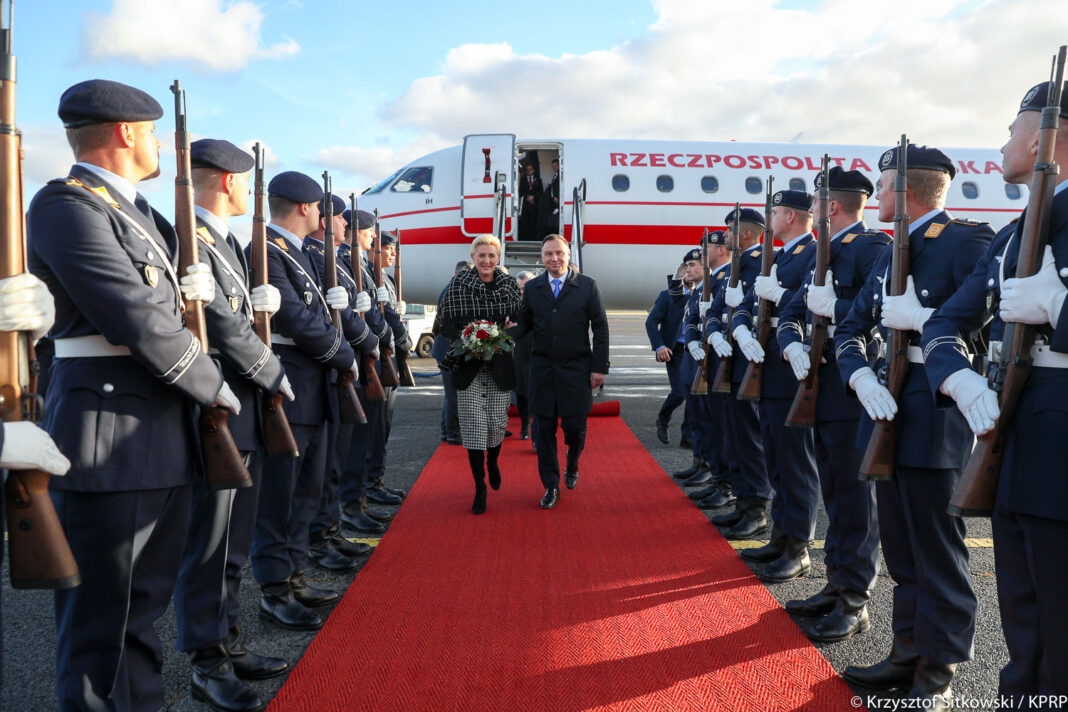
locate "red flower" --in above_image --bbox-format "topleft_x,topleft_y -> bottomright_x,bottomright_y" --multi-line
476,329 -> 489,339
463,327 -> 472,336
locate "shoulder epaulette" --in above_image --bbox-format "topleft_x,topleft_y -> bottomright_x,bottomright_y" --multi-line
950,217 -> 989,226
64,176 -> 119,208
750,250 -> 761,259
196,226 -> 215,246
842,233 -> 857,244
924,223 -> 946,239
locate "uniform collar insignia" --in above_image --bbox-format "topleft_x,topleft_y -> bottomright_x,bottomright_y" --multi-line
793,243 -> 808,254
273,237 -> 289,251
842,233 -> 857,243
924,223 -> 945,239
196,226 -> 216,246
751,250 -> 760,258
89,184 -> 120,208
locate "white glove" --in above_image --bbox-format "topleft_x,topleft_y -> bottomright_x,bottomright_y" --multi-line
325,286 -> 349,311
941,368 -> 1000,436
179,263 -> 215,304
0,273 -> 55,343
349,360 -> 359,379
0,421 -> 71,475
806,270 -> 837,319
250,284 -> 281,316
754,265 -> 786,303
709,330 -> 733,358
725,282 -> 744,308
278,374 -> 295,401
783,341 -> 810,381
881,276 -> 935,332
1000,245 -> 1068,327
394,300 -> 406,315
698,300 -> 710,318
733,325 -> 765,363
687,340 -> 706,361
376,285 -> 390,304
849,366 -> 898,421
214,381 -> 241,415
354,292 -> 372,313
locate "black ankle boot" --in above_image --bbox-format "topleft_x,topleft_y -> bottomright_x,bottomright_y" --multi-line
468,449 -> 487,514
843,634 -> 919,689
189,644 -> 263,712
487,444 -> 502,490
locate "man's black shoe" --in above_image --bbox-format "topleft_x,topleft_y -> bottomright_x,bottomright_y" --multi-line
786,584 -> 838,616
540,488 -> 559,509
711,506 -> 744,527
905,661 -> 956,711
807,594 -> 870,643
290,572 -> 340,608
688,483 -> 720,500
309,544 -> 357,572
696,490 -> 736,509
757,548 -> 811,583
565,469 -> 578,490
655,420 -> 669,444
679,435 -> 692,449
725,509 -> 768,539
672,458 -> 705,479
225,627 -> 289,681
373,478 -> 406,499
259,585 -> 323,631
326,526 -> 370,557
341,505 -> 386,534
682,468 -> 713,486
842,635 -> 919,690
740,538 -> 785,563
189,644 -> 263,712
364,504 -> 395,522
366,487 -> 403,505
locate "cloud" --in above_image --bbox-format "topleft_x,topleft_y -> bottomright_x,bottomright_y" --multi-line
83,0 -> 299,72
307,135 -> 451,194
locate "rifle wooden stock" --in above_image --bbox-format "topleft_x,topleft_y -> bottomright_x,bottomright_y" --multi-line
739,178 -> 777,402
250,144 -> 299,458
951,47 -> 1067,516
0,7 -> 80,589
712,207 -> 742,394
350,196 -> 386,403
373,212 -> 401,387
860,134 -> 912,481
393,228 -> 416,387
691,229 -> 710,395
786,157 -> 832,428
321,172 -> 366,425
171,81 -> 251,490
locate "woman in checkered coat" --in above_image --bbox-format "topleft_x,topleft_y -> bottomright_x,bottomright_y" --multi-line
439,235 -> 523,514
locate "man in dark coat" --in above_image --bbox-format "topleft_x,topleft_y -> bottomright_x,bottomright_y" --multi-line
518,163 -> 543,241
510,234 -> 609,508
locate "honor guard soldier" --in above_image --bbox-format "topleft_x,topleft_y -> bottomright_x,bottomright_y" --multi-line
776,167 -> 886,643
303,193 -> 377,571
28,79 -> 237,712
732,190 -> 821,582
922,81 -> 1068,707
647,256 -> 693,446
249,170 -> 356,631
835,143 -> 991,708
705,208 -> 772,539
172,139 -> 293,712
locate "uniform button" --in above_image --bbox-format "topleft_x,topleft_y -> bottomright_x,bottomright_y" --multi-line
102,383 -> 114,393
230,286 -> 237,294
305,282 -> 311,288
920,289 -> 929,297
1060,267 -> 1068,278
146,251 -> 154,260
834,279 -> 839,286
987,278 -> 995,287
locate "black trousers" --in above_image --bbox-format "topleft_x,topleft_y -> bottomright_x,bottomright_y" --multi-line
658,355 -> 690,437
313,420 -> 354,532
724,383 -> 771,501
762,398 -> 819,541
534,410 -> 587,489
53,485 -> 192,712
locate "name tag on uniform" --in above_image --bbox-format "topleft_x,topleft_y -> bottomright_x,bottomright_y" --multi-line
925,223 -> 945,239
143,264 -> 159,288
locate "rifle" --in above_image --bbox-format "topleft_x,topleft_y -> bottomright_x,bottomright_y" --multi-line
786,155 -> 832,428
373,209 -> 401,387
250,143 -> 299,457
739,177 -> 776,401
0,0 -> 80,589
950,47 -> 1067,516
690,228 -> 710,395
322,172 -> 366,425
860,135 -> 911,480
171,80 -> 251,490
393,228 -> 416,386
350,194 -> 386,402
711,203 -> 742,394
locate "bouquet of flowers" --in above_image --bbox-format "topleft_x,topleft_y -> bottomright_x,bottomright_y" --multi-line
449,319 -> 515,363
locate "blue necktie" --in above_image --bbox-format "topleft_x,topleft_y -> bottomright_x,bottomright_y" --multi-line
552,278 -> 561,298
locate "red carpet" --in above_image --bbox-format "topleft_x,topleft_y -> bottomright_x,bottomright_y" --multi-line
269,415 -> 861,712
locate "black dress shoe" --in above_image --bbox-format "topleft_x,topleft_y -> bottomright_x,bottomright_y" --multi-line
757,548 -> 810,583
259,585 -> 323,631
807,594 -> 870,643
366,487 -> 403,505
225,627 -> 289,681
373,479 -> 406,499
688,483 -> 720,500
290,572 -> 340,608
725,509 -> 768,539
711,507 -> 744,527
695,491 -> 733,509
565,469 -> 578,490
190,644 -> 263,712
309,544 -> 358,572
672,458 -> 705,479
540,488 -> 559,509
520,427 -> 530,440
905,661 -> 956,711
364,504 -> 395,522
740,536 -> 785,563
682,468 -> 713,486
655,420 -> 669,444
341,506 -> 386,534
843,635 -> 919,690
786,584 -> 838,616
327,526 -> 370,557
505,429 -> 514,437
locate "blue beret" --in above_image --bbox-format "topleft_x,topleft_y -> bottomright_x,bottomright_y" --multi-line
815,166 -> 875,196
877,143 -> 956,179
1018,81 -> 1068,120
704,230 -> 727,246
683,247 -> 702,263
267,171 -> 322,203
725,207 -> 765,227
350,209 -> 375,230
380,231 -> 398,246
58,79 -> 163,129
317,194 -> 346,216
772,189 -> 812,211
190,139 -> 253,173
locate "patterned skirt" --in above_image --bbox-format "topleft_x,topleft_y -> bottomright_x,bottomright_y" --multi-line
457,367 -> 510,451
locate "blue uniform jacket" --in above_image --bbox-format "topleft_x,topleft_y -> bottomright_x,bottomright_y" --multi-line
28,165 -> 223,491
776,222 -> 891,421
680,266 -> 729,386
336,243 -> 389,344
301,236 -> 376,356
196,216 -> 285,451
836,211 -> 994,469
705,243 -> 764,383
380,273 -> 410,351
732,233 -> 815,399
645,279 -> 687,352
253,226 -> 355,426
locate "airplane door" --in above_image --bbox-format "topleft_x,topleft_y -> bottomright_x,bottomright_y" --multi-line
461,134 -> 515,238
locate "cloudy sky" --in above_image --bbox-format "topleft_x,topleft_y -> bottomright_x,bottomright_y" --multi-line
12,0 -> 1068,227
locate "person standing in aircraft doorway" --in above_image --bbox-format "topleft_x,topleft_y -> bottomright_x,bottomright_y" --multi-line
518,163 -> 543,240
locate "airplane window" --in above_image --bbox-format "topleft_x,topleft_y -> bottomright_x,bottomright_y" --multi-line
1005,184 -> 1022,200
656,175 -> 674,193
700,176 -> 718,193
612,174 -> 630,192
391,166 -> 433,193
789,178 -> 806,191
365,168 -> 403,195
961,181 -> 979,199
745,177 -> 763,194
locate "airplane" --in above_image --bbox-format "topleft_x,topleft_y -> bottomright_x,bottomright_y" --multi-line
359,136 -> 1022,310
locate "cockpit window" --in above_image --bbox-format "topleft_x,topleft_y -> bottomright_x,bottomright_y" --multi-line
391,166 -> 433,193
364,168 -> 402,195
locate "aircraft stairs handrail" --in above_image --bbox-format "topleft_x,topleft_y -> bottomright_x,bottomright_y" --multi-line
571,178 -> 587,272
